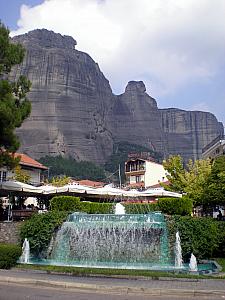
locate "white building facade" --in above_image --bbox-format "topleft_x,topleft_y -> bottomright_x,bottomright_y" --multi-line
125,158 -> 168,188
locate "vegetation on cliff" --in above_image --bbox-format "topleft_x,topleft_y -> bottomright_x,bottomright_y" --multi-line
0,22 -> 31,168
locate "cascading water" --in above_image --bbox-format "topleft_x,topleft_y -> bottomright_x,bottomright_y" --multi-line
115,203 -> 126,215
49,212 -> 170,269
20,238 -> 30,263
175,232 -> 183,268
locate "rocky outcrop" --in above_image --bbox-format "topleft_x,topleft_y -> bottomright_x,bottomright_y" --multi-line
11,29 -> 114,164
10,29 -> 224,164
160,108 -> 224,161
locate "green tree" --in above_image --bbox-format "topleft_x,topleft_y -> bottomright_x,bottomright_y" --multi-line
39,156 -> 106,181
203,156 -> 225,205
0,22 -> 31,168
162,155 -> 185,193
12,165 -> 31,183
50,175 -> 70,187
162,155 -> 212,204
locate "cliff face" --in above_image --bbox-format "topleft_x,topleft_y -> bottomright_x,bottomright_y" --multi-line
11,29 -> 223,163
160,109 -> 224,161
11,29 -> 114,164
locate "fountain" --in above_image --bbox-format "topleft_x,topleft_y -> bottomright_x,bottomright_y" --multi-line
189,253 -> 198,272
20,238 -> 30,263
175,232 -> 183,268
115,203 -> 126,215
48,212 -> 171,269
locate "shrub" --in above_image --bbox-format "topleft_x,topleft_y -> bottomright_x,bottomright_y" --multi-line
20,211 -> 68,257
50,196 -> 114,214
50,196 -> 81,212
167,216 -> 221,261
158,197 -> 193,216
124,197 -> 192,216
124,203 -> 159,214
0,243 -> 21,269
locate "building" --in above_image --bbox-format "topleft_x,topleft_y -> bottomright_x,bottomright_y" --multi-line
0,153 -> 48,186
125,157 -> 168,189
202,135 -> 225,160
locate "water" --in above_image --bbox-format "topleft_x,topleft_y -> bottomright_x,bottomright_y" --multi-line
115,203 -> 126,215
20,238 -> 30,263
49,213 -> 170,269
175,232 -> 183,268
189,253 -> 198,271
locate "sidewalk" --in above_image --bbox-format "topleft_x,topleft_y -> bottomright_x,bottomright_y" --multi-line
0,269 -> 224,297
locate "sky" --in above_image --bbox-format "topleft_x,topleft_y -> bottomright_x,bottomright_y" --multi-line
1,0 -> 225,125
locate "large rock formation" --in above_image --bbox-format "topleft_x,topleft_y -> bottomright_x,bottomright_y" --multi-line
10,29 -> 223,164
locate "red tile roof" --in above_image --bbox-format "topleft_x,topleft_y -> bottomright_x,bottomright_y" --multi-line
14,153 -> 48,170
75,179 -> 105,188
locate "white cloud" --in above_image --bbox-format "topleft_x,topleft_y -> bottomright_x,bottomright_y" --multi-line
11,0 -> 225,101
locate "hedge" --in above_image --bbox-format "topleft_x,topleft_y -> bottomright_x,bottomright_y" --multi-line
50,196 -> 81,212
167,216 -> 225,261
50,196 -> 114,214
50,196 -> 192,216
124,197 -> 193,216
0,243 -> 21,269
158,196 -> 193,216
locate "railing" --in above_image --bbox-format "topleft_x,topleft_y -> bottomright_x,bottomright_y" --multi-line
202,135 -> 225,153
125,167 -> 145,173
12,209 -> 37,220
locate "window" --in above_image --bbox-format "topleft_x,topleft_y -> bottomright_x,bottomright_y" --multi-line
136,175 -> 141,183
2,171 -> 6,181
0,171 -> 7,182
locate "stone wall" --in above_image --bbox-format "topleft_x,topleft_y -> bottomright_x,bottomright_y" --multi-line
0,222 -> 22,244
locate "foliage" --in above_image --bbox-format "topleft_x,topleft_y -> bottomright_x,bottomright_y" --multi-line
124,197 -> 192,216
161,155 -> 185,193
0,22 -> 31,168
50,175 -> 70,187
203,156 -> 225,205
50,196 -> 114,214
105,141 -> 163,183
50,196 -> 81,211
167,216 -> 222,261
124,203 -> 159,214
16,263 -> 213,279
39,155 -> 105,181
20,211 -> 68,257
162,155 -> 212,205
158,196 -> 193,216
11,165 -> 31,183
0,243 -> 21,269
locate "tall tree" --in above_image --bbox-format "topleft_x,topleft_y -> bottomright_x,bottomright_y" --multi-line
203,156 -> 225,205
162,155 -> 212,204
0,22 -> 31,168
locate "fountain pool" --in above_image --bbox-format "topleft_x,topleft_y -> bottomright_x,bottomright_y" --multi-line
24,212 -> 221,273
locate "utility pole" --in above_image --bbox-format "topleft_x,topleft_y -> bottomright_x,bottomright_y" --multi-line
118,164 -> 122,189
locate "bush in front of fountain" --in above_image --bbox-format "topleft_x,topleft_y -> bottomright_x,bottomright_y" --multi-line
0,243 -> 21,269
167,215 -> 225,261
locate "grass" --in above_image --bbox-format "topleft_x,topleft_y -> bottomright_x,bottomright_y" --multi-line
15,263 -> 225,280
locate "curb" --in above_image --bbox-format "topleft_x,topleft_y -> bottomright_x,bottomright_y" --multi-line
0,275 -> 224,297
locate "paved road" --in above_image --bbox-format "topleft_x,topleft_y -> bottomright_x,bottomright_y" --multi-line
0,283 -> 225,300
0,269 -> 224,299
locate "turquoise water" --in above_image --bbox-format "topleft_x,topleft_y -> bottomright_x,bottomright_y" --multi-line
49,213 -> 170,267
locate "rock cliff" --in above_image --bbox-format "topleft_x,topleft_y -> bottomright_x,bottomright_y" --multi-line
10,29 -> 223,164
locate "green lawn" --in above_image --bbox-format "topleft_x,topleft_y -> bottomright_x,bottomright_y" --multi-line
16,263 -> 225,279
